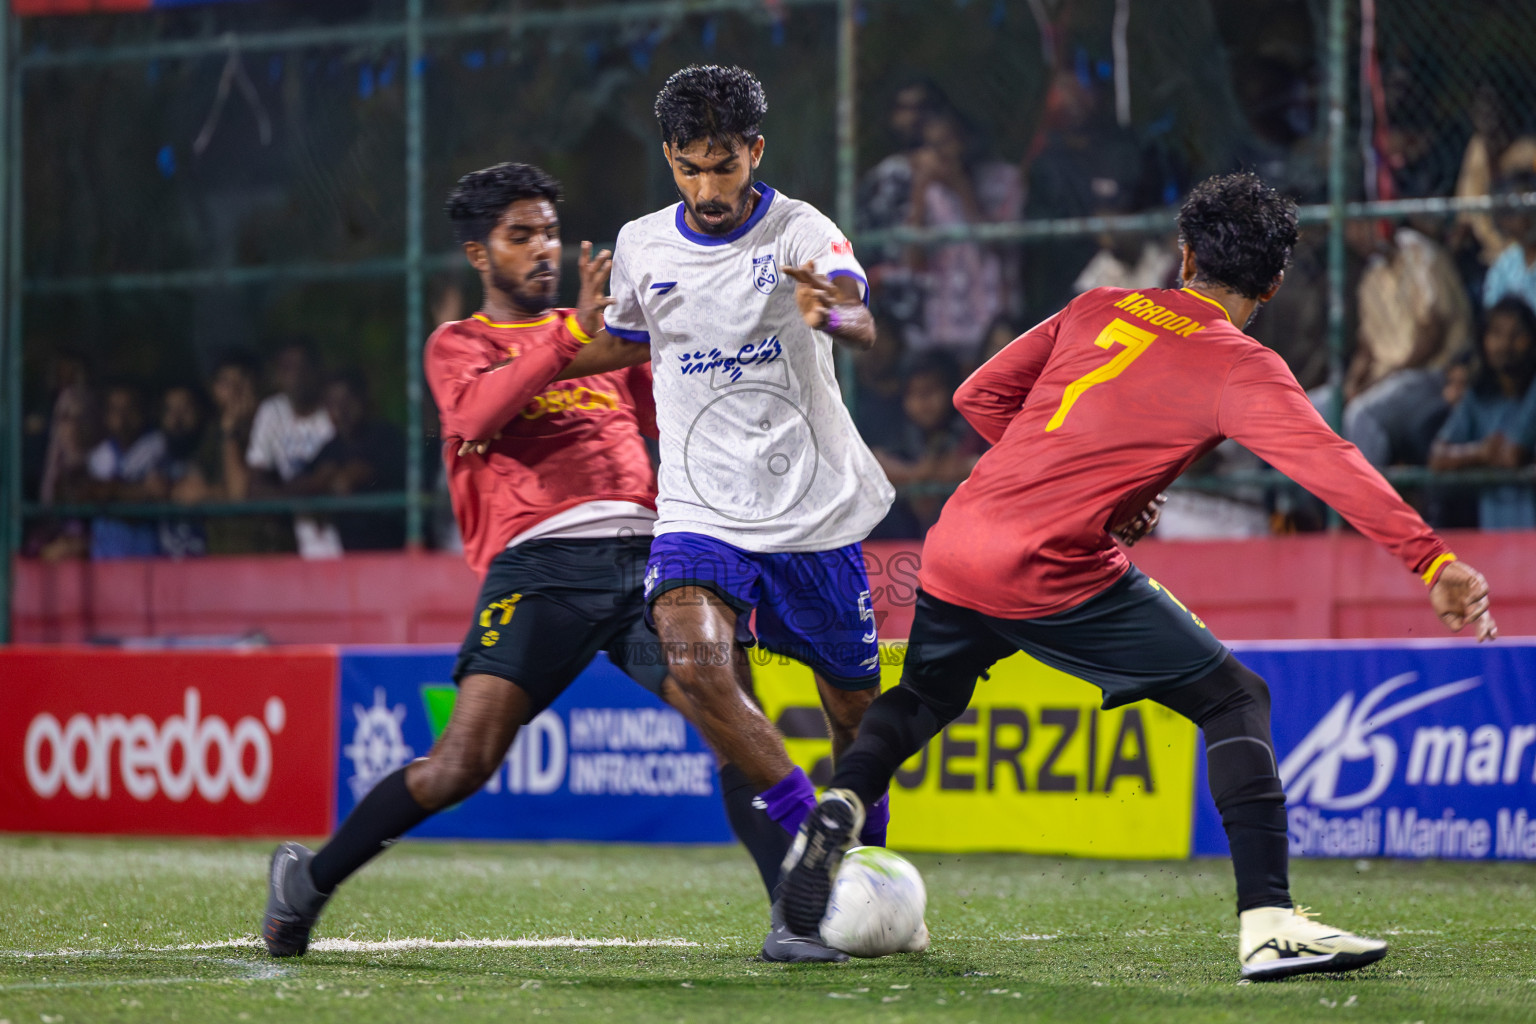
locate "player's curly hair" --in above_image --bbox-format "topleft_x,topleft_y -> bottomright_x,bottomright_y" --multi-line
1176,173 -> 1298,300
445,162 -> 562,245
654,65 -> 767,150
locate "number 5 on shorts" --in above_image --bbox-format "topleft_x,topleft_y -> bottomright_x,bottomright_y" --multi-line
1045,318 -> 1157,432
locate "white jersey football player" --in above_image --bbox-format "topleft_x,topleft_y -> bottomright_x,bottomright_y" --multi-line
603,65 -> 897,962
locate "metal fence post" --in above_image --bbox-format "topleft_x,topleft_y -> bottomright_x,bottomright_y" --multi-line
1,7 -> 16,645
404,0 -> 426,549
1324,0 -> 1348,529
835,0 -> 858,412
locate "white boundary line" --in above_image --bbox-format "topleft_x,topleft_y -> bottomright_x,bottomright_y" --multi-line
3,936 -> 701,959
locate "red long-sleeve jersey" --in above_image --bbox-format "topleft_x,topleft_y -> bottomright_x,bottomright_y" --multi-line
921,286 -> 1455,618
426,310 -> 658,579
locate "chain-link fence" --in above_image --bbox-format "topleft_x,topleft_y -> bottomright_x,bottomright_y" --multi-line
7,0 -> 1536,636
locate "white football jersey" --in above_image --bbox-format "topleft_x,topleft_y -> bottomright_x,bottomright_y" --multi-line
607,184 -> 895,552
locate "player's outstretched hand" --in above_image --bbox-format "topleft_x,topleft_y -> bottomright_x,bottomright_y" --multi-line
783,260 -> 839,330
1431,560 -> 1498,641
575,240 -> 614,339
1111,493 -> 1167,547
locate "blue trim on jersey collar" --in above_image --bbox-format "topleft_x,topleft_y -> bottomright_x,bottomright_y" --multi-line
673,183 -> 776,246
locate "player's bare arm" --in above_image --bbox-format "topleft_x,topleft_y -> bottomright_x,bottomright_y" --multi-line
554,240 -> 653,380
1430,560 -> 1498,641
782,259 -> 875,350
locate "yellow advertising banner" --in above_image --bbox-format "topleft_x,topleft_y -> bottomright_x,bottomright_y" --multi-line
748,645 -> 1197,858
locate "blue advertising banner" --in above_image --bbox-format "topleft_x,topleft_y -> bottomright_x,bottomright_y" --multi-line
336,647 -> 732,843
1195,641 -> 1536,860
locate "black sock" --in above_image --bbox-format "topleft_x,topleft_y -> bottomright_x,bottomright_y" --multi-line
1155,654 -> 1292,913
830,685 -> 946,808
719,763 -> 790,898
1222,797 -> 1291,912
310,767 -> 431,894
1207,738 -> 1291,912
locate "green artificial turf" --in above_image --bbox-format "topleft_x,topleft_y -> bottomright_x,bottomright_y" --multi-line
1,836 -> 1533,1023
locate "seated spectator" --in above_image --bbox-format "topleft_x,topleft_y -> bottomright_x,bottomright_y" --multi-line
175,351 -> 257,503
1024,69 -> 1147,318
1072,231 -> 1179,296
1483,173 -> 1536,313
904,109 -> 1024,357
872,352 -> 985,533
247,336 -> 340,558
173,350 -> 293,554
155,384 -> 209,558
1428,296 -> 1536,529
1324,220 -> 1472,467
975,316 -> 1021,370
1453,90 -> 1536,269
858,78 -> 949,337
1248,229 -> 1331,392
30,348 -> 95,560
290,368 -> 405,551
79,381 -> 165,559
851,313 -> 908,450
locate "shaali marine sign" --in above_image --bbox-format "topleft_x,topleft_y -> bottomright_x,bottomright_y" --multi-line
1195,642 -> 1536,860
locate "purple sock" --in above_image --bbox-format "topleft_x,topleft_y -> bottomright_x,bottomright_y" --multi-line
859,792 -> 890,847
760,766 -> 817,836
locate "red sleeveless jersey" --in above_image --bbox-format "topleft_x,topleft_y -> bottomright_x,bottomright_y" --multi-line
426,310 -> 658,579
920,286 -> 1453,618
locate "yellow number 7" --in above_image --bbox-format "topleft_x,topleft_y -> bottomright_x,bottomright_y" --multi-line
1045,318 -> 1158,432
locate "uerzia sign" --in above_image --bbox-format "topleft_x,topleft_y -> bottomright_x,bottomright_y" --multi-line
753,647 -> 1199,858
0,647 -> 335,836
1195,642 -> 1536,860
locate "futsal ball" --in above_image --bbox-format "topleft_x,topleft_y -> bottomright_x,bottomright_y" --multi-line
819,846 -> 931,957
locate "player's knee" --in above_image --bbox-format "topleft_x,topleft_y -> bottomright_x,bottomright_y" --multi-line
410,744 -> 504,810
1180,656 -> 1272,739
821,686 -> 876,738
662,645 -> 740,700
902,672 -> 976,726
1232,663 -> 1271,719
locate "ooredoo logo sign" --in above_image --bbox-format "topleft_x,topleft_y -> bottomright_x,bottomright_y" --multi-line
1,648 -> 336,836
24,688 -> 285,804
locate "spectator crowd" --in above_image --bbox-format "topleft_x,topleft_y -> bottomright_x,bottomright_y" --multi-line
24,338 -> 406,560
20,69 -> 1536,557
850,73 -> 1536,539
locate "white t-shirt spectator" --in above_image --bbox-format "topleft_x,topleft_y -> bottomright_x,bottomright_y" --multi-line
246,394 -> 334,481
246,394 -> 341,558
86,432 -> 167,559
88,431 -> 166,484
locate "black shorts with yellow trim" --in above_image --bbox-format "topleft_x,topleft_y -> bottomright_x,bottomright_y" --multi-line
903,566 -> 1227,709
454,536 -> 667,713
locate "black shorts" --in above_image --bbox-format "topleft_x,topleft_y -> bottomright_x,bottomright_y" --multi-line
454,537 -> 668,713
903,567 -> 1228,709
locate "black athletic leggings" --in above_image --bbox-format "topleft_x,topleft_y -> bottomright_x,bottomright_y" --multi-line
830,651 -> 1291,913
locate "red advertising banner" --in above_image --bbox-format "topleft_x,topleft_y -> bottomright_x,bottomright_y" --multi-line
0,647 -> 336,836
12,2 -> 154,13
11,1 -> 259,14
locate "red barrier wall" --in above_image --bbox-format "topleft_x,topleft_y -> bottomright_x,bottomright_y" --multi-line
13,530 -> 1536,644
